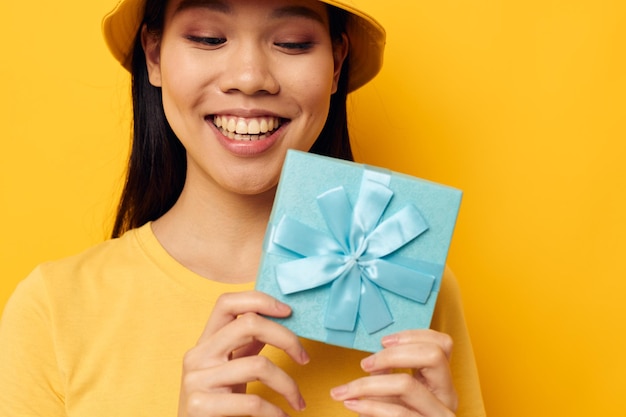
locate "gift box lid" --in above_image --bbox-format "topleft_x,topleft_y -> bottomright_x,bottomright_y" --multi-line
255,150 -> 462,352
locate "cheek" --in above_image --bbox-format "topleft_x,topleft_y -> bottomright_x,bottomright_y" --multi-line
159,78 -> 188,135
159,42 -> 206,105
159,56 -> 206,131
158,73 -> 202,150
293,63 -> 336,149
161,65 -> 193,107
290,56 -> 336,113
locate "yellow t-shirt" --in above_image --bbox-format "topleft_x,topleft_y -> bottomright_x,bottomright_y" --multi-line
0,223 -> 485,416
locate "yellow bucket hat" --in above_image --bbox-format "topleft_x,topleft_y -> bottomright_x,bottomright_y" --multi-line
102,0 -> 386,92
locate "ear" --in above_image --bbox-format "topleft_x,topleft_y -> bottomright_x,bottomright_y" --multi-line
141,24 -> 163,87
331,33 -> 349,94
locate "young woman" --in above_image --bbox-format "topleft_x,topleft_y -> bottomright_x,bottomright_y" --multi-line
0,0 -> 486,416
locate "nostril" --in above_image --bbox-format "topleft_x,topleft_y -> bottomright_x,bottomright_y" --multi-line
219,63 -> 281,96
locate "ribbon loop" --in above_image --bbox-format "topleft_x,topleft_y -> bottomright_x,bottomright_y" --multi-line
359,278 -> 394,334
317,187 -> 353,253
361,259 -> 435,303
362,204 -> 429,259
352,179 -> 394,238
273,215 -> 343,256
325,267 -> 361,331
276,255 -> 350,294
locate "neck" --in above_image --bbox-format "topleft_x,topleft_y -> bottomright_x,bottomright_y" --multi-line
152,180 -> 276,284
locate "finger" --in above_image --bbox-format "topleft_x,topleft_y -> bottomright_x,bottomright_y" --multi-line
342,398 -> 422,417
363,341 -> 452,379
231,338 -> 265,359
188,312 -> 309,367
184,355 -> 306,411
213,312 -> 309,364
201,291 -> 292,340
360,344 -> 455,407
184,392 -> 292,417
382,330 -> 453,360
331,373 -> 457,416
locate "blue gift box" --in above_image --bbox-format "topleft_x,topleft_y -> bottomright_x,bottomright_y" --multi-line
255,150 -> 462,352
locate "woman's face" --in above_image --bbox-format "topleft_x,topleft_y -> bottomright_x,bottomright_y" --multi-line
143,0 -> 347,197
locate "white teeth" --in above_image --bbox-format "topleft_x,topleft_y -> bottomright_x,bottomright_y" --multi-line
235,119 -> 248,134
259,119 -> 268,133
213,115 -> 282,140
248,119 -> 260,135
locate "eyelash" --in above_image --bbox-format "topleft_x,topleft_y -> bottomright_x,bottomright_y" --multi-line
186,36 -> 226,46
186,36 -> 314,51
275,42 -> 314,51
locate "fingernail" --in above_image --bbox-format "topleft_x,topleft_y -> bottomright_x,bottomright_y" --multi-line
381,334 -> 399,346
275,300 -> 291,314
298,396 -> 307,411
300,349 -> 310,364
343,399 -> 360,410
330,384 -> 348,399
360,355 -> 375,371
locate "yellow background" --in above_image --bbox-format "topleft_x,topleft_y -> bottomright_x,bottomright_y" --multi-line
1,0 -> 625,415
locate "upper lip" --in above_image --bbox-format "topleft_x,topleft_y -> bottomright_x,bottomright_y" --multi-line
209,108 -> 287,119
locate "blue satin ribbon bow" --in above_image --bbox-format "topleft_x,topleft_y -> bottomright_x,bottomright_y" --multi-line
269,168 -> 436,339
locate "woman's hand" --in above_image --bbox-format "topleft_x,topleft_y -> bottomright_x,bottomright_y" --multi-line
330,330 -> 458,417
178,291 -> 309,417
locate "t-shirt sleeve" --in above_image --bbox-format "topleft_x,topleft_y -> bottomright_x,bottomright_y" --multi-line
0,267 -> 66,416
431,267 -> 487,417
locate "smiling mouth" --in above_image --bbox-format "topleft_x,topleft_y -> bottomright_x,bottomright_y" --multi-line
212,115 -> 283,141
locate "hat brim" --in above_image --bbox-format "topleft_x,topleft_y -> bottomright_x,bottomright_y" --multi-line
102,0 -> 385,92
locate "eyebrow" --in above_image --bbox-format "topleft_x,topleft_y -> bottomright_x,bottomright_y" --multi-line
270,5 -> 327,26
174,0 -> 231,16
173,0 -> 326,26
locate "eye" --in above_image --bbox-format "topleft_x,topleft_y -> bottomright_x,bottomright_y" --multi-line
186,35 -> 227,47
274,41 -> 315,52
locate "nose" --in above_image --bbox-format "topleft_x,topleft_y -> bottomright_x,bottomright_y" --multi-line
218,41 -> 280,96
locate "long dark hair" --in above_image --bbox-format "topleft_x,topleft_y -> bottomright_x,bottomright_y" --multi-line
111,0 -> 352,238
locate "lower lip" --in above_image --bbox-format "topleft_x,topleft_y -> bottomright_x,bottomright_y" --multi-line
208,118 -> 285,157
